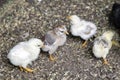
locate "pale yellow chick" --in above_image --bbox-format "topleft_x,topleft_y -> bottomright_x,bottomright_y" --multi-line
92,31 -> 114,65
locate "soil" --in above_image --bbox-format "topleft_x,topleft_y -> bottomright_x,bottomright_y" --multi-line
0,0 -> 120,80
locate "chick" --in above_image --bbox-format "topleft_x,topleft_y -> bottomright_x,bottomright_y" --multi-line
109,2 -> 120,29
38,0 -> 42,2
68,15 -> 97,47
42,25 -> 69,61
7,38 -> 44,72
92,31 -> 114,65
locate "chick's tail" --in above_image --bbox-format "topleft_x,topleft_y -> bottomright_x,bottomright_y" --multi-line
112,40 -> 120,47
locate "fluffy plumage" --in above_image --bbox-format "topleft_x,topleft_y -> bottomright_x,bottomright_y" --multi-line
7,38 -> 44,72
42,25 -> 68,61
68,15 -> 97,47
109,2 -> 120,29
92,31 -> 114,65
38,0 -> 42,2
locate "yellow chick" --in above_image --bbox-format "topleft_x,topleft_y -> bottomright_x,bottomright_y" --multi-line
7,38 -> 44,72
92,31 -> 114,65
68,15 -> 97,47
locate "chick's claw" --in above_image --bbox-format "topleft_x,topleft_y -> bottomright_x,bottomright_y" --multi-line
82,40 -> 87,48
24,67 -> 34,73
49,54 -> 56,61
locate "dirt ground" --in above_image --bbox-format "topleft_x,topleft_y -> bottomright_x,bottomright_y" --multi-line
0,0 -> 120,80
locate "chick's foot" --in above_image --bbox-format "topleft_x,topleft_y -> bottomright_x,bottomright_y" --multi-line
49,54 -> 56,61
82,40 -> 87,48
23,67 -> 34,73
103,58 -> 109,65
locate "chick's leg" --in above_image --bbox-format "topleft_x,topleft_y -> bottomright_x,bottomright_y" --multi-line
82,40 -> 87,47
103,58 -> 109,65
49,54 -> 55,61
19,66 -> 23,71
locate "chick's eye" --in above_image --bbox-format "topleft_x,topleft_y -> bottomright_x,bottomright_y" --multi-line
60,31 -> 64,33
37,45 -> 40,46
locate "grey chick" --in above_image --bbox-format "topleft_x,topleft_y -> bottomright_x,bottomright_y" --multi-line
42,25 -> 69,61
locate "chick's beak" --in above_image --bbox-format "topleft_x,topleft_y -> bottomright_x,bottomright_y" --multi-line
64,31 -> 69,35
67,16 -> 71,20
41,45 -> 45,48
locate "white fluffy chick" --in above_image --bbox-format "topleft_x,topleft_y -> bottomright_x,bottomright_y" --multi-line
92,31 -> 114,65
68,15 -> 97,47
42,25 -> 69,61
7,38 -> 44,72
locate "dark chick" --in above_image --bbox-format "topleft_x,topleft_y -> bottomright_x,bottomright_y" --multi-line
109,3 -> 120,29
